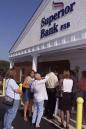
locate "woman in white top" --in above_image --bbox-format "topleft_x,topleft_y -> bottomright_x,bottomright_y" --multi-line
59,70 -> 73,129
4,69 -> 22,129
31,73 -> 49,128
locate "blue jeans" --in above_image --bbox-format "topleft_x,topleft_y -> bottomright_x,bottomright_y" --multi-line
32,101 -> 44,126
4,100 -> 20,129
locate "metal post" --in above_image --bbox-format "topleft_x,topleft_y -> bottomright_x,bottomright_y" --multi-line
76,97 -> 84,129
19,83 -> 24,106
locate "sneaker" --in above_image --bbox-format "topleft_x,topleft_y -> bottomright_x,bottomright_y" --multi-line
35,125 -> 41,129
11,126 -> 14,129
24,117 -> 28,122
4,126 -> 14,129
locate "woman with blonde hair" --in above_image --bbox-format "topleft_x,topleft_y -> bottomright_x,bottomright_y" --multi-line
59,70 -> 73,129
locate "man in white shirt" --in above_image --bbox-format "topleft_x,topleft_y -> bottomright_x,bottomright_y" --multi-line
44,72 -> 58,119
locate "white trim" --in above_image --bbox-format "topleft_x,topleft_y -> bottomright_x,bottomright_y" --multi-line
9,29 -> 86,59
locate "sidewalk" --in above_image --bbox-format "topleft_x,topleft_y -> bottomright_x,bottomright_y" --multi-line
43,113 -> 86,129
0,96 -> 85,129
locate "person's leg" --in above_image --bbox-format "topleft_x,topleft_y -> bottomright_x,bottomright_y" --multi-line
4,110 -> 8,129
48,89 -> 56,118
84,101 -> 86,121
4,100 -> 20,129
29,99 -> 33,118
82,102 -> 86,124
66,110 -> 70,128
54,98 -> 59,116
24,101 -> 29,121
23,89 -> 30,121
50,91 -> 56,117
44,89 -> 49,117
36,101 -> 44,127
60,110 -> 64,127
32,102 -> 37,124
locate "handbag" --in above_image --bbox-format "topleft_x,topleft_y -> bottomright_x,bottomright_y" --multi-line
3,96 -> 14,106
3,79 -> 14,106
56,79 -> 64,98
56,86 -> 63,98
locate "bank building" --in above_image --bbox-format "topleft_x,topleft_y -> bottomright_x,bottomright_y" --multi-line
9,0 -> 86,82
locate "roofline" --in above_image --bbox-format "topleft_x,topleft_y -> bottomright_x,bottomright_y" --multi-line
9,0 -> 44,53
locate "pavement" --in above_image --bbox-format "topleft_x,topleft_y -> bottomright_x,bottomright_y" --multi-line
0,96 -> 85,129
0,96 -> 59,129
0,111 -> 59,129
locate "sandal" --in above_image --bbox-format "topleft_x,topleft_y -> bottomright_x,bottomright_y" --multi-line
24,117 -> 28,121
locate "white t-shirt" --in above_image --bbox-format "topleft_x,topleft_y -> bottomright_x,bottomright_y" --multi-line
31,76 -> 49,102
5,79 -> 20,100
63,78 -> 73,93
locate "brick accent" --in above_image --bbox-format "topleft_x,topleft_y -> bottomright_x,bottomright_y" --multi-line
14,62 -> 32,82
14,60 -> 70,82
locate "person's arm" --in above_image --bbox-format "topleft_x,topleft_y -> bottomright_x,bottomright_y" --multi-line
15,88 -> 22,94
12,80 -> 22,94
42,75 -> 49,82
30,82 -> 34,92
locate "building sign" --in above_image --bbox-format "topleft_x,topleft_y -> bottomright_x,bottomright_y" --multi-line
40,2 -> 76,39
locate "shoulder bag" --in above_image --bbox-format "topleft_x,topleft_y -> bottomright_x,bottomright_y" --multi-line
3,79 -> 14,106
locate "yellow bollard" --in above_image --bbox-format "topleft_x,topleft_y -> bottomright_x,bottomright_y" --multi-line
19,83 -> 24,106
76,97 -> 84,129
2,79 -> 6,96
19,83 -> 22,91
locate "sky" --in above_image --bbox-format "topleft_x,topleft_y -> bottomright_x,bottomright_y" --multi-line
0,0 -> 42,61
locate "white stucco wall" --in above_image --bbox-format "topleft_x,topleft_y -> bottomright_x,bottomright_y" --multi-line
13,0 -> 86,52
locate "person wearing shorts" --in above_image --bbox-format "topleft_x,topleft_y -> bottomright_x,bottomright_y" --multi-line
22,70 -> 35,121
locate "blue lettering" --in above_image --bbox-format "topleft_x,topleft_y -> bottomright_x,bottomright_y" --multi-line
54,13 -> 58,20
65,6 -> 70,14
41,23 -> 58,38
41,18 -> 46,28
41,2 -> 76,27
70,2 -> 76,12
41,29 -> 46,38
58,9 -> 65,18
48,15 -> 54,26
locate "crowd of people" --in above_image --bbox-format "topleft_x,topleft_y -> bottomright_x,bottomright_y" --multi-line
2,68 -> 86,129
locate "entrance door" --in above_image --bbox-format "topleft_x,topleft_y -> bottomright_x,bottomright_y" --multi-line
38,60 -> 70,75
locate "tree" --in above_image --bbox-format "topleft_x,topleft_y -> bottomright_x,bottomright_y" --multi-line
0,60 -> 10,77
